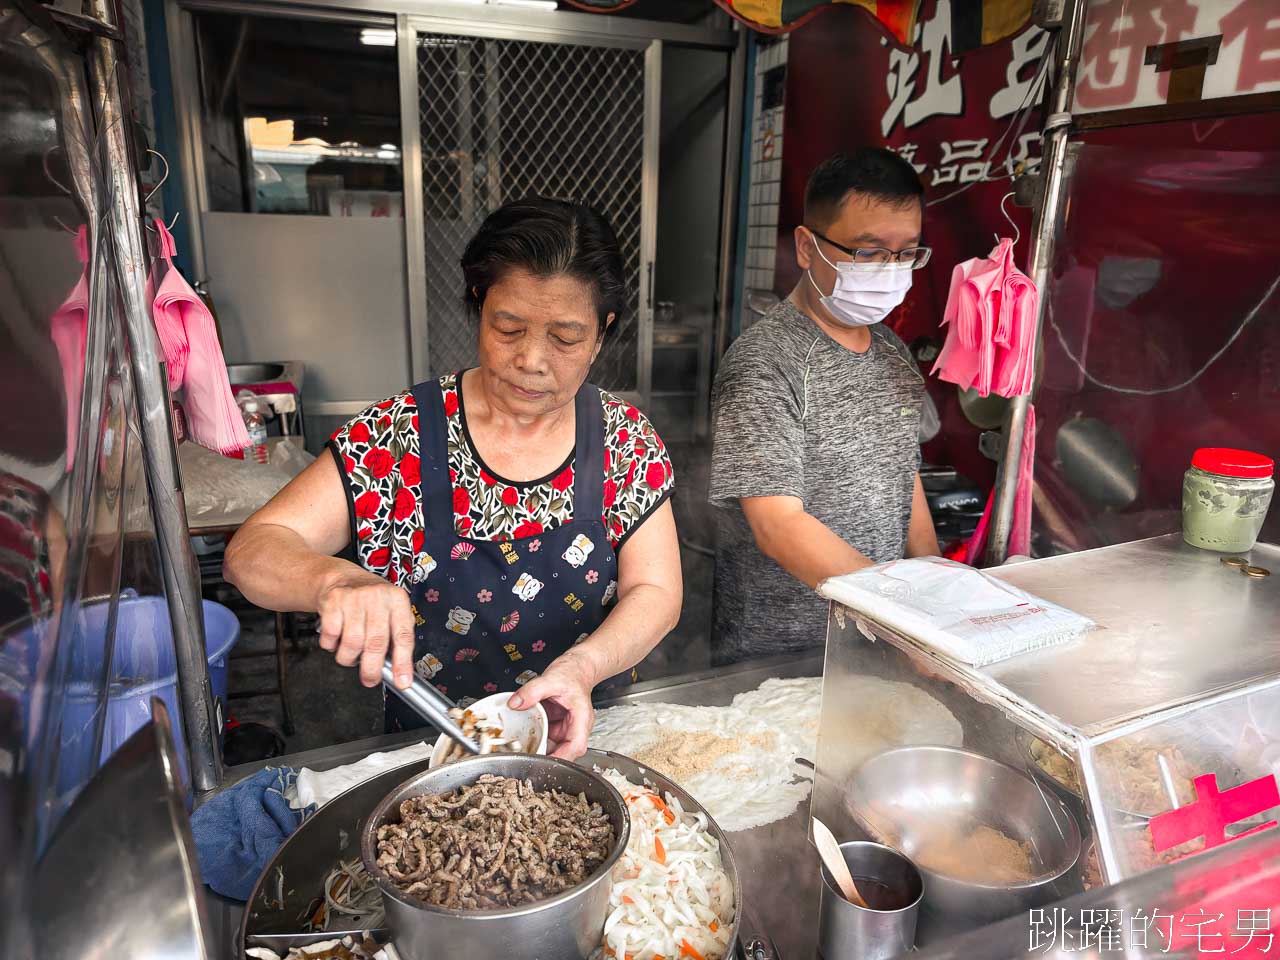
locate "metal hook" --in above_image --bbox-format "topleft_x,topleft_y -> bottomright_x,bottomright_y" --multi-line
43,146 -> 73,196
144,148 -> 169,205
995,190 -> 1021,247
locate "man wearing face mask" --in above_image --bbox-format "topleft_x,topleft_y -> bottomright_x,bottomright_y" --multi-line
709,149 -> 940,664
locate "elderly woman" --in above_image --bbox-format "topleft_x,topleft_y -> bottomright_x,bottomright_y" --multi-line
224,198 -> 682,758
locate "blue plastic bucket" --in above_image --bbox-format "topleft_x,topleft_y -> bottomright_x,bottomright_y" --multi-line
57,595 -> 239,791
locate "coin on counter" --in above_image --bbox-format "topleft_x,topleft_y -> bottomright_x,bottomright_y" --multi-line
1221,557 -> 1249,568
1243,566 -> 1271,579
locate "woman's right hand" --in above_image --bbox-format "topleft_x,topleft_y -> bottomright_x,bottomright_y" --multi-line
315,565 -> 416,689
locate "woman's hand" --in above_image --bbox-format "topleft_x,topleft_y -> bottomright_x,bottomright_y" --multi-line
316,565 -> 416,689
508,650 -> 597,760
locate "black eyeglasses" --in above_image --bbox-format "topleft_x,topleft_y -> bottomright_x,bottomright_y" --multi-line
810,228 -> 932,270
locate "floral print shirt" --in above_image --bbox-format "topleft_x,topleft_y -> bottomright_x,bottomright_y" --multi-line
328,373 -> 674,586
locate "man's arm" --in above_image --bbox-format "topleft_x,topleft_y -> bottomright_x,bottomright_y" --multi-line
740,495 -> 874,589
905,473 -> 941,557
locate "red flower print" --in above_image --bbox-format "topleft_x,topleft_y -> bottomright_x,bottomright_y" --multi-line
404,394 -> 416,407
612,520 -> 624,538
618,428 -> 629,445
330,427 -> 342,442
645,462 -> 666,490
480,470 -> 497,486
377,399 -> 395,410
403,556 -> 414,573
501,486 -> 519,506
453,486 -> 470,516
378,414 -> 392,429
449,469 -> 457,482
399,453 -> 421,485
443,391 -> 459,417
363,447 -> 395,479
348,421 -> 371,444
532,640 -> 546,653
343,455 -> 356,474
457,517 -> 473,534
513,520 -> 543,539
604,448 -> 611,471
394,487 -> 416,521
354,490 -> 381,519
358,525 -> 373,540
388,566 -> 399,584
412,529 -> 425,553
625,406 -> 639,422
603,479 -> 617,508
552,466 -> 573,492
483,682 -> 499,693
368,547 -> 391,569
624,461 -> 637,488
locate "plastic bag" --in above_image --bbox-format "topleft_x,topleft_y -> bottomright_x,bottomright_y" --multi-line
820,557 -> 1096,667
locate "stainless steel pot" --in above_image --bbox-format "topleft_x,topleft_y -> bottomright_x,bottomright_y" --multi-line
845,746 -> 1082,922
360,754 -> 630,960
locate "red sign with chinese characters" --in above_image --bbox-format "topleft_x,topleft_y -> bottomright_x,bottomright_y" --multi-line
779,0 -> 1280,553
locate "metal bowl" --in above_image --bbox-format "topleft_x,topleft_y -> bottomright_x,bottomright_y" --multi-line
845,746 -> 1082,922
361,754 -> 630,960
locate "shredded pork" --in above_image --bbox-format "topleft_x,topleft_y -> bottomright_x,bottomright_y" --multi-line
375,774 -> 614,910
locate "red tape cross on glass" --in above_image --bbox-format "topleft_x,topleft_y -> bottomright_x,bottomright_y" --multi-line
1150,774 -> 1280,854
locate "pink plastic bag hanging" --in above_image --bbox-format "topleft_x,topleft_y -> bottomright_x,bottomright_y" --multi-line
151,219 -> 250,455
934,237 -> 1039,400
50,227 -> 90,472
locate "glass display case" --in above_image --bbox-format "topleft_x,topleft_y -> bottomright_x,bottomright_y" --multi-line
915,822 -> 1280,959
811,536 -> 1280,935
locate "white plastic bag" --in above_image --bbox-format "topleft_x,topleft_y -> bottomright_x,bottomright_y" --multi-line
820,557 -> 1095,667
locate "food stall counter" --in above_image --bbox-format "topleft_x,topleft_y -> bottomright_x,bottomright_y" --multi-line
811,534 -> 1280,928
206,653 -> 825,959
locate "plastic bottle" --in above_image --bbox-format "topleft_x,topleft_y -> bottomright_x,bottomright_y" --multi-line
236,391 -> 269,464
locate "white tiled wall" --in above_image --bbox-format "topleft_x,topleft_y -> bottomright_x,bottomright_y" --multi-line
742,36 -> 789,329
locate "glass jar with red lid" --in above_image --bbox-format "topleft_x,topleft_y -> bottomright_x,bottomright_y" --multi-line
1181,448 -> 1274,553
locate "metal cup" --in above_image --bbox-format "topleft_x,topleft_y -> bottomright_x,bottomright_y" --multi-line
818,841 -> 923,960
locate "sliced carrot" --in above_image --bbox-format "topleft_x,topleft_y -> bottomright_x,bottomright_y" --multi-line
710,920 -> 719,933
655,837 -> 666,865
622,895 -> 635,905
649,794 -> 677,825
680,940 -> 707,960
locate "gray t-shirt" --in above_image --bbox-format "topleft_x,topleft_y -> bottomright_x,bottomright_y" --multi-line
709,300 -> 925,663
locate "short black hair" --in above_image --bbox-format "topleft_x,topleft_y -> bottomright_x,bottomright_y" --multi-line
803,149 -> 924,229
461,197 -> 625,340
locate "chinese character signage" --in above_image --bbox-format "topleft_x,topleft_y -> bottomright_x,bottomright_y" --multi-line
1076,0 -> 1280,116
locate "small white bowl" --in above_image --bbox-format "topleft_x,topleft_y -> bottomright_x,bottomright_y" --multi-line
428,692 -> 549,768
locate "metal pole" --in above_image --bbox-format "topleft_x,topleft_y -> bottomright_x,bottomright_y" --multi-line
985,0 -> 1088,566
398,15 -> 431,383
638,39 -> 662,408
711,24 -> 748,425
88,35 -> 223,792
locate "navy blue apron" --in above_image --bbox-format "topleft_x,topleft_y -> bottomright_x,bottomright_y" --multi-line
386,378 -> 627,733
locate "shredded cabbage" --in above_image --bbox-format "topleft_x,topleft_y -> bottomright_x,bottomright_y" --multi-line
595,768 -> 735,960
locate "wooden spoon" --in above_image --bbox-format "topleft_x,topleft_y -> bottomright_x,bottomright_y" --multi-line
812,817 -> 870,908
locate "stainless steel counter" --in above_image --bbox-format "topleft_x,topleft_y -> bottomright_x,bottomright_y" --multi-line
207,653 -> 825,958
985,535 -> 1280,734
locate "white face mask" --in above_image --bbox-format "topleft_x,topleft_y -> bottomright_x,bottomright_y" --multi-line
808,234 -> 914,327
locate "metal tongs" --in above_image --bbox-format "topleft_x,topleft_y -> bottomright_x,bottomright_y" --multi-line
380,661 -> 480,756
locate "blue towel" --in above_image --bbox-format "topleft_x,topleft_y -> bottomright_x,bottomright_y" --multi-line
191,766 -> 302,900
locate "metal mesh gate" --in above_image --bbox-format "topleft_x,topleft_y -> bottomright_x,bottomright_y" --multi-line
415,33 -> 648,391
